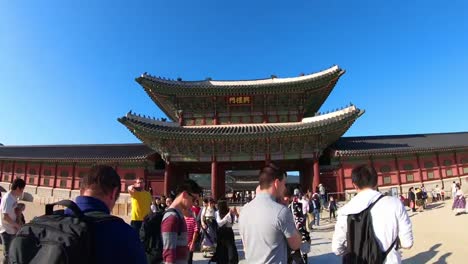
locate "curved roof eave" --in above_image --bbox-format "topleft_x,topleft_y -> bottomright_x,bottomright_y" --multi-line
119,105 -> 363,141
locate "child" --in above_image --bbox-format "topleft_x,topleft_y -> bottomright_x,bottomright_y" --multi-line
15,203 -> 26,226
328,196 -> 337,220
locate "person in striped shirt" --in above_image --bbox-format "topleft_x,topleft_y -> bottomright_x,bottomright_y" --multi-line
183,208 -> 199,264
161,179 -> 202,264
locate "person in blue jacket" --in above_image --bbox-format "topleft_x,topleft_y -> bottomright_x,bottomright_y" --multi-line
74,165 -> 147,264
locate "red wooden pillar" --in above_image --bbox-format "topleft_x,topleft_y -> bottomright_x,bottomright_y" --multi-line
164,162 -> 173,196
394,156 -> 402,194
0,160 -> 3,181
453,151 -> 462,184
312,157 -> 320,193
337,164 -> 344,193
52,163 -> 58,188
37,162 -> 43,187
217,164 -> 225,200
11,161 -> 16,183
24,162 -> 29,182
70,163 -> 76,190
211,159 -> 218,199
436,152 -> 444,189
416,154 -> 423,183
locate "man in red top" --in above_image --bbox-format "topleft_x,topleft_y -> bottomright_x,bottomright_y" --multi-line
161,179 -> 202,264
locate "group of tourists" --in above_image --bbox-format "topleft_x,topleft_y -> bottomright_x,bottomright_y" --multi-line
0,162 -> 420,264
129,177 -> 240,264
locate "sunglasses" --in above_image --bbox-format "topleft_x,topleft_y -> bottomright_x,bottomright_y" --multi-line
187,192 -> 198,202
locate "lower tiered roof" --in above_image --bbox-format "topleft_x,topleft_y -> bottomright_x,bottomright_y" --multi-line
0,144 -> 154,162
118,106 -> 364,141
332,132 -> 468,157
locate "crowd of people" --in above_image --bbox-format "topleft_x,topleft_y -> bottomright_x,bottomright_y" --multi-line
5,162 -> 468,263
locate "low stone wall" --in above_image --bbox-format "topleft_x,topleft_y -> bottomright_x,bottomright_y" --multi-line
23,186 -> 37,202
53,188 -> 71,200
36,187 -> 54,204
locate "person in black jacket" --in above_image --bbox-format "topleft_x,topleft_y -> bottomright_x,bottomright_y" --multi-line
408,187 -> 416,212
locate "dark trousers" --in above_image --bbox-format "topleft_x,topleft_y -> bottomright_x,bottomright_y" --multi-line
188,251 -> 194,264
330,209 -> 336,219
1,232 -> 14,264
130,220 -> 143,234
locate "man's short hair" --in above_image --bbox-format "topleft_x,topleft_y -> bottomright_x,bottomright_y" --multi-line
351,164 -> 378,189
259,163 -> 287,190
175,179 -> 203,196
81,165 -> 121,197
12,178 -> 26,190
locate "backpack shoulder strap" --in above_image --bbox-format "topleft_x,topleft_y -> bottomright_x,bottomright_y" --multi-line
383,237 -> 398,258
367,195 -> 385,212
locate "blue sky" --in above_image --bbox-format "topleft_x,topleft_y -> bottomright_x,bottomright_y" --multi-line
1,0 -> 467,145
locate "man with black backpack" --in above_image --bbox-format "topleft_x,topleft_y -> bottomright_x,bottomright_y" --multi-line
140,179 -> 202,264
9,165 -> 147,264
332,165 -> 414,264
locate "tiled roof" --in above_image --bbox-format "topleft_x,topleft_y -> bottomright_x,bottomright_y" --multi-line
119,106 -> 364,141
139,65 -> 341,87
0,144 -> 154,162
333,132 -> 468,156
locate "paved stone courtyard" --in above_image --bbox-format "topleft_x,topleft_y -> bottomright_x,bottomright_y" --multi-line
1,199 -> 466,263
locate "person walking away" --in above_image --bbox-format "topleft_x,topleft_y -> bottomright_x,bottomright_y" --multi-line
329,196 -> 337,220
200,198 -> 217,258
452,183 -> 466,216
408,187 -> 416,212
162,179 -> 202,264
128,178 -> 152,233
211,200 -> 239,264
0,178 -> 25,263
183,207 -> 199,264
332,165 -> 413,263
239,163 -> 302,264
310,193 -> 321,227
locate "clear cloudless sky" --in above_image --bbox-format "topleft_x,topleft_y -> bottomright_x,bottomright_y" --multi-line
1,0 -> 467,145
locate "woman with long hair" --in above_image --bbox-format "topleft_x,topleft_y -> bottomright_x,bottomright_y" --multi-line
211,200 -> 239,264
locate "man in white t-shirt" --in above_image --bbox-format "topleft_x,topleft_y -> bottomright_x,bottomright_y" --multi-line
0,178 -> 25,264
332,165 -> 413,263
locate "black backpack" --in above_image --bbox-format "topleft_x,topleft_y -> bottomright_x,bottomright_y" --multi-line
9,199 -> 122,264
140,208 -> 183,264
343,195 -> 398,264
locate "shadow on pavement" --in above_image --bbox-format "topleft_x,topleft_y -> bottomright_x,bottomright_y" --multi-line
403,243 -> 444,264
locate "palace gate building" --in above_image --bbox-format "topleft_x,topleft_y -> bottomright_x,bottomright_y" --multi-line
1,65 -> 468,210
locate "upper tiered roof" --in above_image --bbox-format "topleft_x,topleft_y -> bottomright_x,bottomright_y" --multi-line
136,65 -> 345,121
